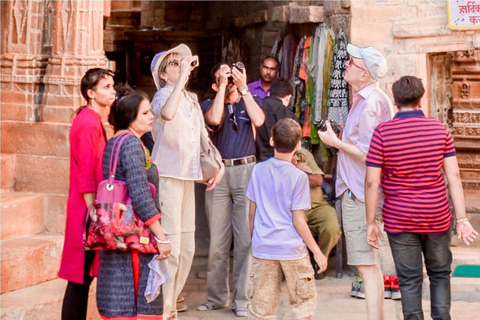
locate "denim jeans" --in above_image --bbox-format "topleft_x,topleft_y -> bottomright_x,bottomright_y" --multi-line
387,231 -> 452,320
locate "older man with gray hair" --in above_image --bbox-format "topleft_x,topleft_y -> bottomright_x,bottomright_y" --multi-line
319,44 -> 394,320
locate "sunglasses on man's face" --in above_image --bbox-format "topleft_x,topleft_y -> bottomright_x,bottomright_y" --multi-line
348,57 -> 367,72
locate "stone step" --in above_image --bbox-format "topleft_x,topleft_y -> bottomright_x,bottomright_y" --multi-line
0,121 -> 70,158
1,233 -> 63,294
14,154 -> 69,195
1,154 -> 15,191
0,278 -> 100,320
1,191 -> 45,240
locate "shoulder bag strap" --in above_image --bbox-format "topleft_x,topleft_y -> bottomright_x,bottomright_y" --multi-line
107,132 -> 132,186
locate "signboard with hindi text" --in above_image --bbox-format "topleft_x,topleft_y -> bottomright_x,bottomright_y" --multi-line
448,0 -> 480,29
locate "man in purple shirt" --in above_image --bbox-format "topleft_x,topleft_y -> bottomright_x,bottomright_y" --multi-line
318,44 -> 394,320
247,56 -> 279,98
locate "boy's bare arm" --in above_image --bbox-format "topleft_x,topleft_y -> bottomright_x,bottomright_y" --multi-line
249,200 -> 257,237
292,209 -> 328,273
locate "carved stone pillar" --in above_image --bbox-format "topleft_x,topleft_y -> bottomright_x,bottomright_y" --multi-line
0,0 -> 53,122
452,50 -> 480,191
41,0 -> 107,124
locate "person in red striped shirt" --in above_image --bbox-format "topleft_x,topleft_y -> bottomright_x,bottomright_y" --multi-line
365,75 -> 478,320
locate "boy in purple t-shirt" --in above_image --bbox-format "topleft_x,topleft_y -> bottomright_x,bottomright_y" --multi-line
246,118 -> 327,319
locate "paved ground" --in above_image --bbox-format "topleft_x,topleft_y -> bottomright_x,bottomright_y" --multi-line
175,244 -> 480,320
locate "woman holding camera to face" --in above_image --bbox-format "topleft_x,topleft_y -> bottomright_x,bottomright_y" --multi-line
150,44 -> 224,320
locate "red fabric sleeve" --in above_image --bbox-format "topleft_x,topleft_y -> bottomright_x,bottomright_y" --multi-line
144,213 -> 161,226
76,115 -> 103,194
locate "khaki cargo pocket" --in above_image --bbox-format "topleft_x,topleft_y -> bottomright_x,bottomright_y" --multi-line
296,273 -> 315,299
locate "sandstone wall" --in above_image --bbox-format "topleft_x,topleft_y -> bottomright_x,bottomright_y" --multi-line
350,0 -> 480,115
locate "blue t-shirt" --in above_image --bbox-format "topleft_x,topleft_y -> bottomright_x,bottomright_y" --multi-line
201,96 -> 262,159
246,157 -> 311,260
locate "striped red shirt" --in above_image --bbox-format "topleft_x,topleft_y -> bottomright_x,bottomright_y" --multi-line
366,110 -> 456,234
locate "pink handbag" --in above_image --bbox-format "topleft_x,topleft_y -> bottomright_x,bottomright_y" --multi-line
83,133 -> 159,254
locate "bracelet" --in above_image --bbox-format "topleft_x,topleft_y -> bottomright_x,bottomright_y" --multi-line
154,236 -> 170,244
456,217 -> 468,224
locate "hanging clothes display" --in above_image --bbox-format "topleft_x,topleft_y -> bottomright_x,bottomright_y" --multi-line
291,36 -> 306,125
312,24 -> 335,125
271,24 -> 348,146
327,30 -> 349,127
277,34 -> 298,79
298,37 -> 312,138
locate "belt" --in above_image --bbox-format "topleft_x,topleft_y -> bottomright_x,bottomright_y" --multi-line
222,155 -> 256,167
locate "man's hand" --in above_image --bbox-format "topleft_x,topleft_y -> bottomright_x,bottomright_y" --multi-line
218,65 -> 230,87
366,222 -> 384,249
232,66 -> 247,91
456,220 -> 478,245
318,121 -> 341,148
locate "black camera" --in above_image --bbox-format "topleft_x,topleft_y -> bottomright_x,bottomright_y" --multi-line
317,119 -> 341,135
228,62 -> 245,83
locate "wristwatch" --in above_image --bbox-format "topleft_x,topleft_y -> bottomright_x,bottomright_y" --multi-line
239,88 -> 250,96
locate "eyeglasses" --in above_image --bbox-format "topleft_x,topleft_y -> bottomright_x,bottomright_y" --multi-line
228,105 -> 239,133
348,57 -> 367,72
261,65 -> 278,72
168,60 -> 181,67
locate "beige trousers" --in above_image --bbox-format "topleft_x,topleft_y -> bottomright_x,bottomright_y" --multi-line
158,177 -> 195,320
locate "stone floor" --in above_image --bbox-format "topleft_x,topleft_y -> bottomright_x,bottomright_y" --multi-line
174,244 -> 480,320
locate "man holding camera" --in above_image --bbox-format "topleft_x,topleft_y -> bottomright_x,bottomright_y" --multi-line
318,44 -> 394,320
247,56 -> 279,98
198,63 -> 264,317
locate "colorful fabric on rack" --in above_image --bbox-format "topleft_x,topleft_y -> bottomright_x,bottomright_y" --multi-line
308,37 -> 320,144
292,36 -> 306,124
312,24 -> 335,125
327,30 -> 349,127
299,37 -> 312,138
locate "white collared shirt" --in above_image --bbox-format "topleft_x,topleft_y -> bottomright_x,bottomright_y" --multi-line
151,85 -> 203,180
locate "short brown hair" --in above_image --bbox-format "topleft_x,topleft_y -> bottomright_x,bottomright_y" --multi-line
272,118 -> 301,153
392,76 -> 425,107
270,77 -> 293,98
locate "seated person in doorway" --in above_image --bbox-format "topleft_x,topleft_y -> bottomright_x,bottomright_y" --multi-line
256,77 -> 297,162
247,55 -> 279,98
292,147 -> 341,279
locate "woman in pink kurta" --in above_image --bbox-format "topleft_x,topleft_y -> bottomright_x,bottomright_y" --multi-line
59,68 -> 115,320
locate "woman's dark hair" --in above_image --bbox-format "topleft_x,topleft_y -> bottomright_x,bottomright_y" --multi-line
108,84 -> 149,132
80,68 -> 114,101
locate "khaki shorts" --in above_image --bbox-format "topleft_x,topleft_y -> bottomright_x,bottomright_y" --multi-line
342,190 -> 388,266
248,255 -> 316,320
